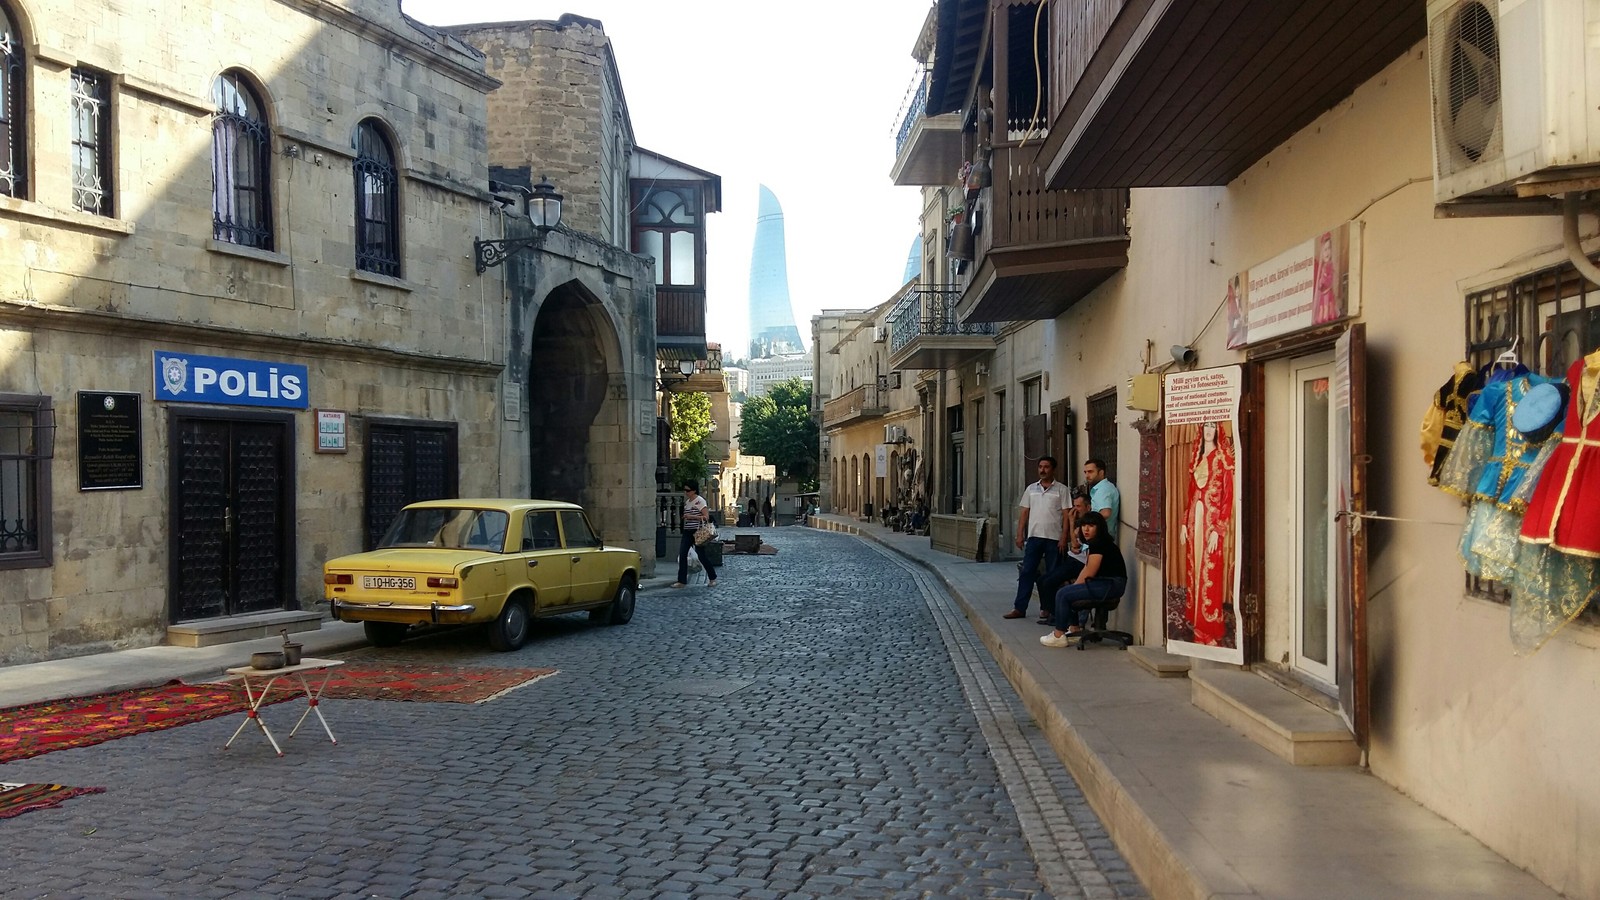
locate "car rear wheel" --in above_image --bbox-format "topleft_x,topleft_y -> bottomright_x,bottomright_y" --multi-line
364,621 -> 409,648
487,597 -> 531,652
605,577 -> 636,625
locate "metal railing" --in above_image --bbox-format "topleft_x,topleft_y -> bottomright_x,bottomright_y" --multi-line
888,283 -> 998,355
893,71 -> 930,157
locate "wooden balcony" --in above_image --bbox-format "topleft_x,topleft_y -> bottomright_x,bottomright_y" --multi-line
1033,0 -> 1422,190
656,287 -> 707,361
887,282 -> 996,371
821,384 -> 889,429
956,145 -> 1129,323
890,73 -> 964,187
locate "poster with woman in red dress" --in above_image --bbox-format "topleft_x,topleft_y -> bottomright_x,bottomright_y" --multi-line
1183,421 -> 1236,646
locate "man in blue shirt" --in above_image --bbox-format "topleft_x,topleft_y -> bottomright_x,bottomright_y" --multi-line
1084,457 -> 1120,539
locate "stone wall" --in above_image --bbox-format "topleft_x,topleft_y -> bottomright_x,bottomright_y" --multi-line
0,0 -> 502,662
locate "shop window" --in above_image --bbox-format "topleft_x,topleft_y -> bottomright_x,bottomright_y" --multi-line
1086,389 -> 1118,483
0,394 -> 53,569
212,71 -> 273,250
353,119 -> 400,277
1463,261 -> 1600,604
70,68 -> 112,216
0,3 -> 26,199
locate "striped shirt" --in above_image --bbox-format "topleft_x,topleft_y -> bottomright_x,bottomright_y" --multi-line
683,495 -> 709,530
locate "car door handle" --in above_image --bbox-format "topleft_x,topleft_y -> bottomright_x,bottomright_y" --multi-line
527,560 -> 538,568
571,556 -> 582,563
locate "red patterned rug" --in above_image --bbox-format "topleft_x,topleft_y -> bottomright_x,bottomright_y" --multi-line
316,664 -> 557,704
0,782 -> 105,819
0,682 -> 278,764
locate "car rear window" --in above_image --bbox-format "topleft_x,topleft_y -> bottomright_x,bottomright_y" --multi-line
380,508 -> 509,552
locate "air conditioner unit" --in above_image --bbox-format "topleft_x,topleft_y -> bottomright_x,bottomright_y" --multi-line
885,424 -> 908,444
1428,0 -> 1600,204
872,325 -> 887,343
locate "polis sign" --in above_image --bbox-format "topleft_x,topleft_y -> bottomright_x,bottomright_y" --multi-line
153,351 -> 309,409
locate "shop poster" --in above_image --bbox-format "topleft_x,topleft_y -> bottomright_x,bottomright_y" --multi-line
1226,221 -> 1362,349
1163,365 -> 1245,664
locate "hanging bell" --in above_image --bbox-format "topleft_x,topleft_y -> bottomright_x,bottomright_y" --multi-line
947,220 -> 974,261
971,150 -> 992,189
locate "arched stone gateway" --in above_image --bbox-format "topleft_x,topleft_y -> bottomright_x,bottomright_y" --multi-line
527,280 -> 615,507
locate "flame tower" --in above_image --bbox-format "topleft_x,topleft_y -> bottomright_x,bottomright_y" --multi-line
747,185 -> 805,358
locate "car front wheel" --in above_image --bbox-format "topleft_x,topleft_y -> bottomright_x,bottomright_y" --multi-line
487,597 -> 531,652
606,578 -> 636,625
364,621 -> 409,648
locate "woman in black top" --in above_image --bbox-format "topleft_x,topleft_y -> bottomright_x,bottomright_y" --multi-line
1040,511 -> 1127,645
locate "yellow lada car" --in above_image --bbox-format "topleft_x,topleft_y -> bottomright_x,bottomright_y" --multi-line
324,499 -> 640,651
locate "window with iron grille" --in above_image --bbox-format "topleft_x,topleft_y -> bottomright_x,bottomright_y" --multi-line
353,120 -> 400,277
212,71 -> 272,250
1086,389 -> 1118,483
1463,260 -> 1600,603
70,68 -> 112,216
0,3 -> 25,199
0,394 -> 53,569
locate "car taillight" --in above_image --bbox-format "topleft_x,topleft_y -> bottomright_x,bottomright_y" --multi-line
325,573 -> 353,585
427,576 -> 459,589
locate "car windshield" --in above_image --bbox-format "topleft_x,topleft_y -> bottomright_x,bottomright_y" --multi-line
379,508 -> 509,552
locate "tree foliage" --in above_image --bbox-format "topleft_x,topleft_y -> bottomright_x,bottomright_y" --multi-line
669,391 -> 714,487
738,378 -> 819,490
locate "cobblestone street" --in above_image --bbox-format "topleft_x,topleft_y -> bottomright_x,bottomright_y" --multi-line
0,528 -> 1143,899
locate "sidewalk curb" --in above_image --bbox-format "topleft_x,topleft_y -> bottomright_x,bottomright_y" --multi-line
812,520 -> 1210,900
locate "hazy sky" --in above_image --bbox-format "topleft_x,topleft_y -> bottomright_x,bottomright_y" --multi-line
400,0 -> 933,357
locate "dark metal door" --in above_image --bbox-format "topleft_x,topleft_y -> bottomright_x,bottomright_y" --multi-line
365,422 -> 458,550
172,417 -> 290,621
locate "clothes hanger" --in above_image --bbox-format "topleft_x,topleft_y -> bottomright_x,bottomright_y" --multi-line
1495,335 -> 1521,370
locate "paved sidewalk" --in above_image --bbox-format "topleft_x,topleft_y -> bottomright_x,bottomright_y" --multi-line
811,514 -> 1556,900
0,622 -> 371,708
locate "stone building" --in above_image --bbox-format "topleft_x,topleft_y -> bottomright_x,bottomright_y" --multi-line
442,17 -> 721,573
883,0 -> 1600,894
0,0 -> 503,663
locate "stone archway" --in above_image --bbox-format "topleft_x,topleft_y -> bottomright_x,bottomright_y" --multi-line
527,280 -> 619,507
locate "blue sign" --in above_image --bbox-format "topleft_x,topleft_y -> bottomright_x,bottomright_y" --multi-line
153,351 -> 308,409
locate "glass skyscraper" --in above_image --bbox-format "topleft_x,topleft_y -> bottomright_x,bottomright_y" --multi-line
748,185 -> 805,358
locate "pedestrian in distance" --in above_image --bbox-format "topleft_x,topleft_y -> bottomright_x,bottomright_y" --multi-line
762,496 -> 773,527
1007,455 -> 1072,620
671,480 -> 719,588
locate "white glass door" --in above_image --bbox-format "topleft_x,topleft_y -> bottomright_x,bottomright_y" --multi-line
1291,357 -> 1337,686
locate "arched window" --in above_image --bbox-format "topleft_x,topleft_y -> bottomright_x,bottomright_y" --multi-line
0,2 -> 23,198
212,71 -> 272,249
632,185 -> 702,287
353,120 -> 399,276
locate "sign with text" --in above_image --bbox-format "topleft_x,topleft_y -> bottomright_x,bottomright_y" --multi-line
316,409 -> 348,453
1162,365 -> 1244,665
153,351 -> 308,409
78,391 -> 142,491
1226,221 -> 1362,349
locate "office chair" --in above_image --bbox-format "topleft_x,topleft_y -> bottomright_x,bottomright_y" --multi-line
1067,582 -> 1134,650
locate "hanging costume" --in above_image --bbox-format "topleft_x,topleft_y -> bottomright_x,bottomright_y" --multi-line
1421,362 -> 1485,486
1511,352 -> 1600,651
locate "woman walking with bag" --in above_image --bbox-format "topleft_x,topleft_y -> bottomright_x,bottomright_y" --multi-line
672,480 -> 719,588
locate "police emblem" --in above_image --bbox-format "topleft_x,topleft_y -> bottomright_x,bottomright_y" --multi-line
160,356 -> 188,395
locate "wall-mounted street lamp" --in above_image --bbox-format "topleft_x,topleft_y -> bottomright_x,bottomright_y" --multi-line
658,358 -> 698,391
474,176 -> 564,273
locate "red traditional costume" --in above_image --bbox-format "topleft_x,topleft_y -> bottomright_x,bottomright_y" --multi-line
1183,427 -> 1235,646
1520,352 -> 1600,556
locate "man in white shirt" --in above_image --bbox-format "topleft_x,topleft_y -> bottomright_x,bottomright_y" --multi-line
1007,456 -> 1071,619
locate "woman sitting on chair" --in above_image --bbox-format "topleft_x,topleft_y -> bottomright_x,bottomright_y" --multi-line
1039,511 -> 1126,648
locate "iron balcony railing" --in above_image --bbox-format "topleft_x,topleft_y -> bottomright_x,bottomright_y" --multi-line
893,71 -> 930,157
888,283 -> 998,355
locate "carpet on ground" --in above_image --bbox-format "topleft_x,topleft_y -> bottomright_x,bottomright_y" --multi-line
0,782 -> 105,819
0,682 -> 283,764
314,663 -> 557,704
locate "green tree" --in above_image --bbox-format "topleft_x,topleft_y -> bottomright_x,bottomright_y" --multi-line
738,378 -> 819,490
669,391 -> 713,487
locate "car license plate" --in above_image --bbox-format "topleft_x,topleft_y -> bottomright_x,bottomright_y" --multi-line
362,576 -> 416,590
